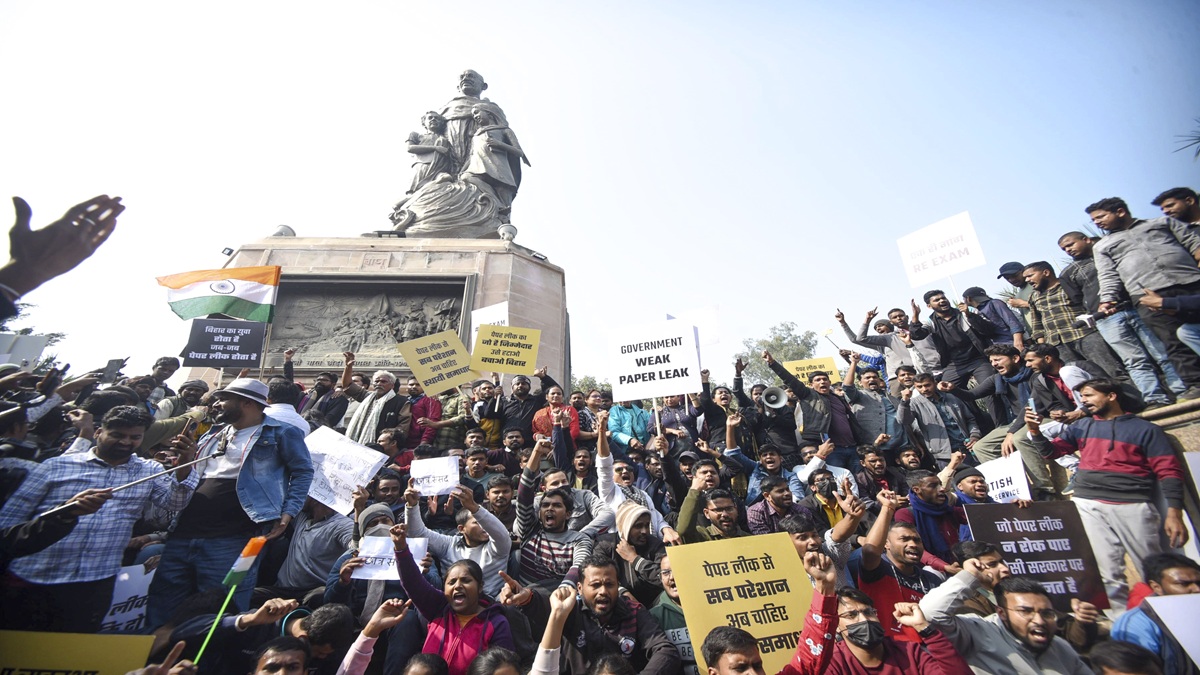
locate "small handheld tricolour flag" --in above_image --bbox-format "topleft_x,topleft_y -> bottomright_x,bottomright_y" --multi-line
157,266 -> 281,322
222,536 -> 266,587
196,536 -> 267,664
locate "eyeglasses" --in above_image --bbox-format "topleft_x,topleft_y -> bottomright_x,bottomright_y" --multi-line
659,569 -> 674,577
838,607 -> 878,620
1003,606 -> 1057,621
614,466 -> 633,473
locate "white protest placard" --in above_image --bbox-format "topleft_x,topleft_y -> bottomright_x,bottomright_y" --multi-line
666,306 -> 720,347
470,301 -> 509,346
1143,594 -> 1200,667
976,452 -> 1031,503
896,211 -> 986,287
305,426 -> 388,514
350,536 -> 428,581
100,565 -> 155,633
608,320 -> 702,402
410,456 -> 460,496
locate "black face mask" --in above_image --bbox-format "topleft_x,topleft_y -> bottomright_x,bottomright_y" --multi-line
815,480 -> 837,498
843,620 -> 886,648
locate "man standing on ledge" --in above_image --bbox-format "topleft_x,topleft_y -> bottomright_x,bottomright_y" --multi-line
148,378 -> 312,627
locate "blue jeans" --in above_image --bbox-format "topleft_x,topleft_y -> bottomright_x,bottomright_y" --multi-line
146,536 -> 263,630
1096,310 -> 1185,404
826,445 -> 858,470
1177,324 -> 1200,360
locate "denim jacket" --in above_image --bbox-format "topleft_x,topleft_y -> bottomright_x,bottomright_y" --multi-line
206,416 -> 313,523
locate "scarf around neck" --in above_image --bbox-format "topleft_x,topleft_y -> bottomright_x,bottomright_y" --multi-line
346,389 -> 396,445
908,489 -> 954,562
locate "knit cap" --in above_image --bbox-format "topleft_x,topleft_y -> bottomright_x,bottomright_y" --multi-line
615,500 -> 651,543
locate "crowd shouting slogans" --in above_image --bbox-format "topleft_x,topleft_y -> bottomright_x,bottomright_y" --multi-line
2,188 -> 1200,675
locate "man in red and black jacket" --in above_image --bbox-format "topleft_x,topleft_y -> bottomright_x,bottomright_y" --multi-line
1025,377 -> 1188,610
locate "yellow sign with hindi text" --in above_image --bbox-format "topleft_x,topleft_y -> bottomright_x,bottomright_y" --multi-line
471,324 -> 541,375
665,533 -> 813,674
396,330 -> 478,392
0,630 -> 155,674
782,357 -> 842,384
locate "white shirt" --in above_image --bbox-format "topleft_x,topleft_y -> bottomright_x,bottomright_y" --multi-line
200,423 -> 262,480
266,403 -> 311,435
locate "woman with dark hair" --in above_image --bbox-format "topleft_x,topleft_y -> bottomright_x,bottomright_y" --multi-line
391,523 -> 514,675
466,646 -> 522,675
532,385 -> 580,441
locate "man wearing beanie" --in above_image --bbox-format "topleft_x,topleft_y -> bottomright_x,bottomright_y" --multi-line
154,379 -> 210,420
592,500 -> 667,606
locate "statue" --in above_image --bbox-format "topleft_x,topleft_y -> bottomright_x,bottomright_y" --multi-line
389,70 -> 531,239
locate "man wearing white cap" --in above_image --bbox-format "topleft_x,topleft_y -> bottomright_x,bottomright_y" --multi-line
147,378 -> 313,627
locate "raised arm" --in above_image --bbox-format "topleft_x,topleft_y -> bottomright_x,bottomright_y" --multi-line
861,489 -> 901,572
390,524 -> 447,620
764,351 -> 808,398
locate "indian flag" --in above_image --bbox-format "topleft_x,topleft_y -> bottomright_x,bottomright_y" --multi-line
222,536 -> 267,587
157,266 -> 281,322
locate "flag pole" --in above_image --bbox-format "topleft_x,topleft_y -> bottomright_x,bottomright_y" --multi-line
194,536 -> 267,665
258,322 -> 274,380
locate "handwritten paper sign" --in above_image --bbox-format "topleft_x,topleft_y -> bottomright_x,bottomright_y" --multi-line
896,211 -> 987,287
964,501 -> 1108,611
667,533 -> 812,674
472,324 -> 541,375
608,320 -> 702,402
181,318 -> 267,368
782,357 -> 842,383
306,427 -> 388,514
975,452 -> 1032,503
100,565 -> 156,633
397,330 -> 477,392
410,456 -> 460,496
0,630 -> 154,675
351,536 -> 428,581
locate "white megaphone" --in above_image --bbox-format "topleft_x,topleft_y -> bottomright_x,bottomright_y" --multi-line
760,386 -> 788,410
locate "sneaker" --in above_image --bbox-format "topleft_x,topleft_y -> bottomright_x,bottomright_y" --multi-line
1061,471 -> 1076,496
1178,387 -> 1200,401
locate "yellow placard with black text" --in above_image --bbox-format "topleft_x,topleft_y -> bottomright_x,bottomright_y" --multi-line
471,324 -> 541,375
782,357 -> 842,384
0,630 -> 154,675
665,533 -> 813,674
396,330 -> 478,392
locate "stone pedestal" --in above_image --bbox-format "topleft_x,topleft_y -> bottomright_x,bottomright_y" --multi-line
217,236 -> 569,385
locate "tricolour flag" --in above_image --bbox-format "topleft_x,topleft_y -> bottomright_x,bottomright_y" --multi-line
222,536 -> 267,587
156,266 -> 281,322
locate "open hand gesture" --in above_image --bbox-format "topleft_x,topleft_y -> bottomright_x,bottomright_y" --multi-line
364,599 -> 412,638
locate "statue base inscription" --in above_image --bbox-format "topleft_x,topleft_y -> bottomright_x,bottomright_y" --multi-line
220,236 -> 569,382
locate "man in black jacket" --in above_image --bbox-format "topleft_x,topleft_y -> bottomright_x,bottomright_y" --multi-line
939,344 -> 1055,500
909,290 -> 1000,392
505,554 -> 681,675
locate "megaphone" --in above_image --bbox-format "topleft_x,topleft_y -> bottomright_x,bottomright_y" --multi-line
761,386 -> 788,410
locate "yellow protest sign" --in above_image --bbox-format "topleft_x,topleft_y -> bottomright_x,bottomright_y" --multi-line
471,324 -> 541,375
666,533 -> 812,674
396,330 -> 477,391
0,630 -> 155,674
782,356 -> 842,383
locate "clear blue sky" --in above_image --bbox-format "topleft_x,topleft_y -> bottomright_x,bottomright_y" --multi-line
0,0 -> 1197,386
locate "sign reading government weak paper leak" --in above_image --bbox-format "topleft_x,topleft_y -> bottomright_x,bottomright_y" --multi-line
609,320 -> 701,402
667,534 -> 813,675
782,357 -> 842,383
896,211 -> 987,287
397,330 -> 478,392
472,324 -> 541,375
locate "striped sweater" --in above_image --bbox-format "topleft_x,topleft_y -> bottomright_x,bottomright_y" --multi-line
515,466 -> 592,586
1039,414 -> 1184,508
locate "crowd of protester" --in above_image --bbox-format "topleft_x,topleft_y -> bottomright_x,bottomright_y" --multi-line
1,189 -> 1200,675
